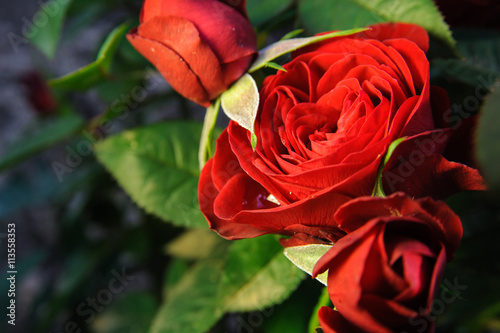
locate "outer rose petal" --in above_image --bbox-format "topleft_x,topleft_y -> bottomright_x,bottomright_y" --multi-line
356,22 -> 430,53
127,16 -> 224,106
383,154 -> 486,200
198,159 -> 270,239
132,0 -> 257,106
318,307 -> 366,333
140,0 -> 257,65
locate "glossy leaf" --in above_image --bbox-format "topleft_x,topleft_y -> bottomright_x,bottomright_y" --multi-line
94,121 -> 206,228
221,74 -> 260,135
218,235 -> 305,312
284,244 -> 332,286
27,0 -> 73,58
249,28 -> 367,72
150,249 -> 228,333
49,21 -> 131,90
298,0 -> 456,51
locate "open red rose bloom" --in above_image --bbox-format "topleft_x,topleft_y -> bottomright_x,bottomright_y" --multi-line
198,23 -> 484,242
313,193 -> 462,333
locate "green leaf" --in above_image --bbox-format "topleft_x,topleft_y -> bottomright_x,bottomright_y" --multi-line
298,0 -> 456,51
373,137 -> 407,197
284,244 -> 332,286
281,29 -> 305,41
476,82 -> 500,191
49,21 -> 132,90
221,74 -> 260,136
0,114 -> 84,173
218,235 -> 305,312
246,0 -> 294,27
165,229 -> 224,260
198,98 -> 220,169
92,293 -> 158,333
94,121 -> 206,228
27,0 -> 73,58
150,254 -> 228,333
264,62 -> 287,72
249,28 -> 367,72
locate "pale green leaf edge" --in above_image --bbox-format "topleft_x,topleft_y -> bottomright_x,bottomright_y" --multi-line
284,244 -> 333,286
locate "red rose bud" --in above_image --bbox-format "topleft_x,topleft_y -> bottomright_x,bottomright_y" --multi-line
127,0 -> 257,106
313,193 -> 463,333
20,70 -> 57,115
198,23 -> 484,242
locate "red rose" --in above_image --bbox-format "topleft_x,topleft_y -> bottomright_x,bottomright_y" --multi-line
127,0 -> 257,106
313,193 -> 463,333
198,23 -> 483,241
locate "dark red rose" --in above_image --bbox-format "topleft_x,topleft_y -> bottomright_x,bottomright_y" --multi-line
198,23 -> 483,241
313,193 -> 463,333
127,0 -> 257,106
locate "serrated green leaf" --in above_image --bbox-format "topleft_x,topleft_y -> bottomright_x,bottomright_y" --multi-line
0,114 -> 84,173
49,21 -> 131,90
249,28 -> 367,72
150,245 -> 229,333
476,82 -> 500,191
92,293 -> 158,333
27,0 -> 73,58
221,74 -> 259,134
298,0 -> 456,51
165,229 -> 223,260
246,0 -> 294,27
218,235 -> 305,312
284,244 -> 332,286
94,121 -> 206,228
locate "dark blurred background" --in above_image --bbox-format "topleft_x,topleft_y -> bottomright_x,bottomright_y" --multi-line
1,0 -> 499,333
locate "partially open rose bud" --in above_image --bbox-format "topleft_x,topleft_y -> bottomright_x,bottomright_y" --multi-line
127,0 -> 258,106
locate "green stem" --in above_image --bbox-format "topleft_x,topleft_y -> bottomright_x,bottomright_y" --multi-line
198,98 -> 221,170
308,287 -> 332,333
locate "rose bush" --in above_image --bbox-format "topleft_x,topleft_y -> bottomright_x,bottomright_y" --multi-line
198,23 -> 484,241
127,0 -> 257,106
313,193 -> 463,333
